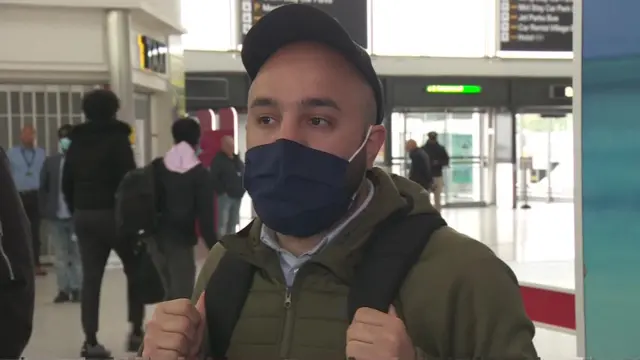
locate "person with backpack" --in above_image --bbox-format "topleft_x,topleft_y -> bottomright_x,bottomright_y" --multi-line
0,146 -> 35,359
141,4 -> 537,360
152,117 -> 216,299
421,131 -> 450,211
62,89 -> 144,357
405,139 -> 434,193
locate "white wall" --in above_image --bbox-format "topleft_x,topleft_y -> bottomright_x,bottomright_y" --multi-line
0,0 -> 182,33
181,0 -> 234,51
141,0 -> 181,31
185,50 -> 573,77
372,0 -> 494,58
0,7 -> 107,74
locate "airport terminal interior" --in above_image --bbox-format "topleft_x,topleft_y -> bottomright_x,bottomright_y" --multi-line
5,0 -> 638,358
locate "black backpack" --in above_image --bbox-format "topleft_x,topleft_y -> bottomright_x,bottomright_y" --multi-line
115,158 -> 167,304
115,158 -> 163,239
204,203 -> 447,359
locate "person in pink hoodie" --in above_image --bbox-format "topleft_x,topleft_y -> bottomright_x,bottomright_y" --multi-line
153,117 -> 216,300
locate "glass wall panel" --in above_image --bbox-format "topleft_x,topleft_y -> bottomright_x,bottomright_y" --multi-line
516,113 -> 574,202
390,110 -> 490,207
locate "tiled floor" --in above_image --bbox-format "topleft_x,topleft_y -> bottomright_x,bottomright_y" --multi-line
24,203 -> 578,358
439,203 -> 576,292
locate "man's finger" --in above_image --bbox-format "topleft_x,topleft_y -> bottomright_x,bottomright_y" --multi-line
346,322 -> 376,344
388,304 -> 399,318
346,340 -> 377,360
191,292 -> 208,357
195,292 -> 206,319
353,307 -> 386,326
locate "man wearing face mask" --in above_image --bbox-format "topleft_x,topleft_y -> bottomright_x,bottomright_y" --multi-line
142,4 -> 537,360
39,124 -> 82,303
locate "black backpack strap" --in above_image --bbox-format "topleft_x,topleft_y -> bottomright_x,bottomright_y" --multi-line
204,223 -> 257,359
150,157 -> 165,212
347,211 -> 447,321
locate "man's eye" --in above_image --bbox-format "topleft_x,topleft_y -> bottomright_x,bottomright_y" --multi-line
309,117 -> 329,127
258,116 -> 275,125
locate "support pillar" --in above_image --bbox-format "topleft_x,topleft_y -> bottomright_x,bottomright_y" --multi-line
578,0 -> 640,357
105,10 -> 135,124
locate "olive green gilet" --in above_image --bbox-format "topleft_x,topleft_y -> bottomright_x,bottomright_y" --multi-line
224,261 -> 351,360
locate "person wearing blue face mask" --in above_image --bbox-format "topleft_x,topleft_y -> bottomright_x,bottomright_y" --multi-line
142,4 -> 536,360
39,124 -> 82,304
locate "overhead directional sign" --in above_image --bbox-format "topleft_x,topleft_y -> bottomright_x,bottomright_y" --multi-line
238,0 -> 368,48
498,0 -> 573,52
138,35 -> 168,74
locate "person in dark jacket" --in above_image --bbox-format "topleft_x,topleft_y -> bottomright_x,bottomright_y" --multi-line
422,132 -> 450,211
61,89 -> 144,357
0,146 -> 35,358
153,117 -> 216,299
406,139 -> 433,192
39,124 -> 82,303
209,136 -> 245,236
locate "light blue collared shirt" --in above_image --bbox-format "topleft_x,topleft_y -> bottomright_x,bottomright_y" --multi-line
260,179 -> 375,287
56,157 -> 71,220
7,145 -> 45,192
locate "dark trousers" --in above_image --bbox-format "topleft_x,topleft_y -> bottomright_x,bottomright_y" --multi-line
73,209 -> 144,336
19,191 -> 41,266
156,234 -> 196,300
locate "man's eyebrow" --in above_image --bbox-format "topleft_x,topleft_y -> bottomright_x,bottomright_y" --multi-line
249,97 -> 341,111
300,97 -> 341,111
249,97 -> 277,108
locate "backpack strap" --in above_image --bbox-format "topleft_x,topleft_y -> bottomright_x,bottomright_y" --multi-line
150,157 -> 165,213
203,208 -> 447,357
347,210 -> 447,321
205,225 -> 257,360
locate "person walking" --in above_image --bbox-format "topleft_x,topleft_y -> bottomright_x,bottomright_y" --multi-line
422,132 -> 450,211
0,145 -> 35,358
152,117 -> 216,299
6,125 -> 47,276
405,139 -> 434,193
62,89 -> 144,357
209,136 -> 245,236
39,124 -> 82,303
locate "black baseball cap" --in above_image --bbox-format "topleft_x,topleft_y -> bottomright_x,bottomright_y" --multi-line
241,4 -> 384,125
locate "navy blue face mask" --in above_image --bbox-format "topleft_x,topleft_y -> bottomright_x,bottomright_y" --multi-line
244,129 -> 371,237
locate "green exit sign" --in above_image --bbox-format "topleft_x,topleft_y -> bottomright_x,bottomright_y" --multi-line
425,85 -> 482,94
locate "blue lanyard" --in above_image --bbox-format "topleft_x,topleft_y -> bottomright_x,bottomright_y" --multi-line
20,148 -> 35,170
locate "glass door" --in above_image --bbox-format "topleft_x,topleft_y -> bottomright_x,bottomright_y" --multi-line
440,111 -> 488,207
391,109 -> 490,207
516,112 -> 574,202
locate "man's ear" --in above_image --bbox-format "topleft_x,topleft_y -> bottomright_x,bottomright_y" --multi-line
365,125 -> 386,169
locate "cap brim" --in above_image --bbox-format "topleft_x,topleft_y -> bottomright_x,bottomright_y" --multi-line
241,4 -> 365,80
